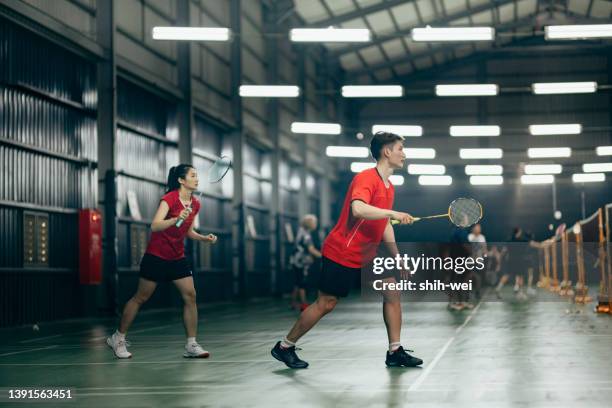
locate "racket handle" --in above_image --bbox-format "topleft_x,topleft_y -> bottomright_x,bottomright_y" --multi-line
175,207 -> 193,227
390,217 -> 420,225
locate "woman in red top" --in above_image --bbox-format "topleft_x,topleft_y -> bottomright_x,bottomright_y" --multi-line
107,164 -> 217,359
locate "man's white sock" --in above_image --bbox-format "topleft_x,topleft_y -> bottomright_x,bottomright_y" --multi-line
389,342 -> 402,352
187,337 -> 197,346
280,337 -> 296,349
115,330 -> 126,341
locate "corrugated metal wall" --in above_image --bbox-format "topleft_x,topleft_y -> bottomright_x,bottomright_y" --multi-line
0,0 -> 340,327
278,157 -> 300,293
0,19 -> 97,327
243,140 -> 272,296
192,114 -> 233,301
115,77 -> 180,309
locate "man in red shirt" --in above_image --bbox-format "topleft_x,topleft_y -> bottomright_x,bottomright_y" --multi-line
271,132 -> 423,369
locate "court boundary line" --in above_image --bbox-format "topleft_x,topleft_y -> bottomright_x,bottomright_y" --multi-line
26,387 -> 612,397
0,345 -> 58,357
19,334 -> 63,344
408,300 -> 483,391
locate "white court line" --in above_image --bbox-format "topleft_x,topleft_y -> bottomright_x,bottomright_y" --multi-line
55,390 -> 425,397
46,387 -> 612,397
20,334 -> 62,344
408,301 -> 483,392
0,357 -> 383,366
62,380 -> 612,391
0,345 -> 58,357
408,336 -> 454,392
90,323 -> 178,341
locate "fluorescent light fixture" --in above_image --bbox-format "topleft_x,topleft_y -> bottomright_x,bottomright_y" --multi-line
470,176 -> 503,185
389,175 -> 404,186
418,175 -> 452,186
412,27 -> 494,42
582,162 -> 612,173
521,175 -> 554,185
459,148 -> 503,159
372,125 -> 422,137
407,164 -> 445,175
572,173 -> 605,183
464,165 -> 503,175
527,148 -> 571,158
403,148 -> 436,159
532,82 -> 597,94
152,26 -> 230,41
290,28 -> 370,42
350,162 -> 375,172
239,85 -> 299,98
326,146 -> 368,158
450,125 -> 500,137
596,146 -> 612,156
524,164 -> 562,174
291,122 -> 341,135
435,84 -> 498,96
529,124 -> 582,135
545,24 -> 612,40
342,86 -> 403,98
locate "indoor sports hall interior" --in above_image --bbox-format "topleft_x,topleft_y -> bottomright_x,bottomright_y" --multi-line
1,0 -> 612,407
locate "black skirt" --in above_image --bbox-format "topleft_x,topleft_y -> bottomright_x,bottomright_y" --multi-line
139,253 -> 193,282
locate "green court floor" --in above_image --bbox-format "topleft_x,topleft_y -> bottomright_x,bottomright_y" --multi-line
1,290 -> 612,407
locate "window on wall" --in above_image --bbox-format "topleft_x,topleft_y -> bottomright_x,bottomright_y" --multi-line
23,212 -> 49,267
279,158 -> 300,214
193,117 -> 233,202
243,143 -> 272,236
193,115 -> 233,273
307,172 -> 320,220
279,157 -> 300,280
116,77 -> 178,221
243,140 -> 272,285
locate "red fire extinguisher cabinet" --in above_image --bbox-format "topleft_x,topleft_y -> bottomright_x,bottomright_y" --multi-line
79,209 -> 102,284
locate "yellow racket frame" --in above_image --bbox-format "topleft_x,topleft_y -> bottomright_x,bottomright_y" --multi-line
390,197 -> 483,227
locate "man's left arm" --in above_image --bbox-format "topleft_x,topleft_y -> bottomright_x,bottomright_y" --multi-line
382,221 -> 399,256
382,222 -> 410,280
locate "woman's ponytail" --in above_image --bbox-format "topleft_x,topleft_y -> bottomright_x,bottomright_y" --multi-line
166,164 -> 193,192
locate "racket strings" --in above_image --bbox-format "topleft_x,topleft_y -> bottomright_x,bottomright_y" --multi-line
449,198 -> 481,227
208,156 -> 232,183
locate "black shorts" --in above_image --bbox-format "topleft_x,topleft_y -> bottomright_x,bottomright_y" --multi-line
318,256 -> 361,298
139,253 -> 193,283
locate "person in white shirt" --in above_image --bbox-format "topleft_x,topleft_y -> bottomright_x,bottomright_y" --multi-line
468,224 -> 487,255
468,224 -> 487,300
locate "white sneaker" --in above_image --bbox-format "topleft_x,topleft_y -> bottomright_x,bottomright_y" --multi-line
184,342 -> 210,358
106,333 -> 132,359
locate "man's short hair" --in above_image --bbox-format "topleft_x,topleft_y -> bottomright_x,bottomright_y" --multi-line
370,131 -> 404,161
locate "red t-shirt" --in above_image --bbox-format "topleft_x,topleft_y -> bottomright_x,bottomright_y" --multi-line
145,190 -> 200,260
322,168 -> 395,268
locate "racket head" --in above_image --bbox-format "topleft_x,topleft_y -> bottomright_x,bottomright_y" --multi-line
448,197 -> 483,228
207,156 -> 232,183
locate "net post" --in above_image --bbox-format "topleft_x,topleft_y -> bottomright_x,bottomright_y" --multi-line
543,242 -> 551,290
595,208 -> 610,313
551,238 -> 560,293
574,224 -> 591,304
